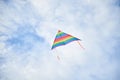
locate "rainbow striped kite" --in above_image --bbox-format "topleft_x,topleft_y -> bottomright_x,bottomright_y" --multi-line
51,30 -> 81,49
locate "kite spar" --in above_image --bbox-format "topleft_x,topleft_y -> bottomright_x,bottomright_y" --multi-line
51,30 -> 84,60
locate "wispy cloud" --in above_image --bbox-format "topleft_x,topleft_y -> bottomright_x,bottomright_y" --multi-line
0,0 -> 119,80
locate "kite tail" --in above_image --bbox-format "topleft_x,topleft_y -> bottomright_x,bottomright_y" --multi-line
57,55 -> 60,61
77,41 -> 85,50
54,49 -> 61,61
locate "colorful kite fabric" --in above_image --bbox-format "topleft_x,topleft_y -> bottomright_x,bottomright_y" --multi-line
51,30 -> 81,49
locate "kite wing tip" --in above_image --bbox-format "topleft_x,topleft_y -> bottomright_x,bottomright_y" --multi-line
51,47 -> 54,50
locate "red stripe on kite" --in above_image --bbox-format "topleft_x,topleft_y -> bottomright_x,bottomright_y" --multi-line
54,35 -> 71,43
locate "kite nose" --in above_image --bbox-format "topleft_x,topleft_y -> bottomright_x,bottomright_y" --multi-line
58,30 -> 61,32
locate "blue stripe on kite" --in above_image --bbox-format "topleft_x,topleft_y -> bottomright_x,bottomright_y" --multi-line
55,33 -> 67,39
64,37 -> 80,44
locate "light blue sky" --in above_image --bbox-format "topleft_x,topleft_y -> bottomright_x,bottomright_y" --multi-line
0,0 -> 120,80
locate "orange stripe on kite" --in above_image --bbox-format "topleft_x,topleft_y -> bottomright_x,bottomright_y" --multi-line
54,35 -> 72,43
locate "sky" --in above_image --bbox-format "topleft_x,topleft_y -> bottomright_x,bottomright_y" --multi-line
0,0 -> 120,80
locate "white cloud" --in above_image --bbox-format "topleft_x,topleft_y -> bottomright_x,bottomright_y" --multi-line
0,0 -> 119,80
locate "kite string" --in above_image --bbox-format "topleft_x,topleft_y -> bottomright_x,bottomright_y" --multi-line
77,41 -> 85,50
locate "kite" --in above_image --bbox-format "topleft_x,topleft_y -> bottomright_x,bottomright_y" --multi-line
51,30 -> 84,60
51,30 -> 84,49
